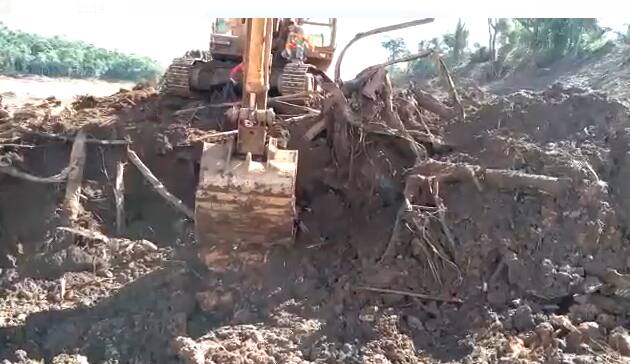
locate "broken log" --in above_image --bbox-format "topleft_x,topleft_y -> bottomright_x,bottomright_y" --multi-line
437,58 -> 465,120
114,161 -> 126,235
0,165 -> 70,183
409,160 -> 572,197
413,89 -> 458,120
127,148 -> 194,219
62,130 -> 87,223
19,127 -> 129,145
56,226 -> 110,243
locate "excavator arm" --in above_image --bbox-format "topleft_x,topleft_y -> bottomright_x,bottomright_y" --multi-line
194,18 -> 298,253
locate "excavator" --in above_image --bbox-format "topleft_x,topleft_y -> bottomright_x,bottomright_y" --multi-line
187,18 -> 338,248
171,18 -> 434,250
163,18 -> 337,99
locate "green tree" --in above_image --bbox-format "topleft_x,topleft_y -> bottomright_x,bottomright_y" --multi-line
0,22 -> 162,82
381,37 -> 410,61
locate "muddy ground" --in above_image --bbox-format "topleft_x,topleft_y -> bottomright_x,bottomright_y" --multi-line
1,62 -> 630,364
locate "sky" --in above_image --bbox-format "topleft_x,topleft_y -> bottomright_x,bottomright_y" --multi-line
0,0 -> 627,79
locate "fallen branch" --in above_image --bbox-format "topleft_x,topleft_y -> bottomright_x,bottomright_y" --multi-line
303,119 -> 326,142
437,57 -> 465,120
334,18 -> 434,83
279,113 -> 320,126
127,148 -> 194,219
114,161 -> 126,235
374,50 -> 433,70
270,99 -> 320,114
63,130 -> 87,223
409,160 -> 571,196
190,130 -> 238,143
19,127 -> 129,145
413,89 -> 459,120
356,286 -> 463,304
0,165 -> 70,183
0,144 -> 35,149
56,226 -> 110,243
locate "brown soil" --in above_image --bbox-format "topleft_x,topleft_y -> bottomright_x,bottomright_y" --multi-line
1,62 -> 630,364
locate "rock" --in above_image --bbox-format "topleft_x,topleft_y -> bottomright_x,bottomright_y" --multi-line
196,290 -> 233,312
406,315 -> 424,331
553,338 -> 566,350
596,313 -> 617,330
568,303 -> 599,323
549,315 -> 575,331
572,354 -> 596,364
512,304 -> 535,331
566,330 -> 583,353
577,321 -> 603,341
608,327 -> 630,356
535,322 -> 554,346
172,336 -> 205,364
51,354 -> 90,364
582,276 -> 603,294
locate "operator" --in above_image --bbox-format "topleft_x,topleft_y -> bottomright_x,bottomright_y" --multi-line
282,19 -> 312,63
222,62 -> 244,101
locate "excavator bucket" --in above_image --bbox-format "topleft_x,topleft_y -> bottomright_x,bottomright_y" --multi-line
195,137 -> 298,249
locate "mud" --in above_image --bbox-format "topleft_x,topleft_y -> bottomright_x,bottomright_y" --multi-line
1,72 -> 630,364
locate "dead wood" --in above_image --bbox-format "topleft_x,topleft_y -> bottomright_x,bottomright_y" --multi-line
413,89 -> 459,120
56,226 -> 110,243
19,127 -> 129,145
0,164 -> 70,183
356,286 -> 463,303
127,148 -> 194,219
334,18 -> 434,83
190,130 -> 239,143
62,130 -> 87,223
114,161 -> 126,235
437,57 -> 465,120
409,160 -> 572,196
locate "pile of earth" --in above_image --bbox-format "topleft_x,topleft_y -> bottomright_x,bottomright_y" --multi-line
1,78 -> 630,364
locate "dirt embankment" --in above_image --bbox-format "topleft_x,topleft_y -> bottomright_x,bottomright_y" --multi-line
1,68 -> 630,364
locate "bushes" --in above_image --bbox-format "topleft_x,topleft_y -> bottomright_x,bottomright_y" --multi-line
0,22 -> 162,82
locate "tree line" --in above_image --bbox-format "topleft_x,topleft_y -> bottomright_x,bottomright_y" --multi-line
0,22 -> 162,82
382,19 -> 623,84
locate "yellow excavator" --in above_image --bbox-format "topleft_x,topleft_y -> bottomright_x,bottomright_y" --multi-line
189,18 -> 338,248
174,18 -> 433,250
163,18 -> 337,99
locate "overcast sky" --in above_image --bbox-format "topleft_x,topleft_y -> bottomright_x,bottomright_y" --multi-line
0,0 -> 627,79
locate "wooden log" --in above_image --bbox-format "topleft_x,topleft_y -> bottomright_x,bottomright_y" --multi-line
127,148 -> 194,219
410,160 -> 572,196
63,130 -> 87,223
413,89 -> 458,120
114,161 -> 126,235
0,165 -> 69,183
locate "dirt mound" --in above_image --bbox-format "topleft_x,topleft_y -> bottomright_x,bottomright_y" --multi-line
1,72 -> 630,364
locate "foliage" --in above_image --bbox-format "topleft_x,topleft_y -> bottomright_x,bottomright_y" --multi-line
513,18 -> 603,57
442,19 -> 469,63
617,24 -> 630,45
380,18 -> 613,85
0,22 -> 162,82
381,37 -> 410,61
